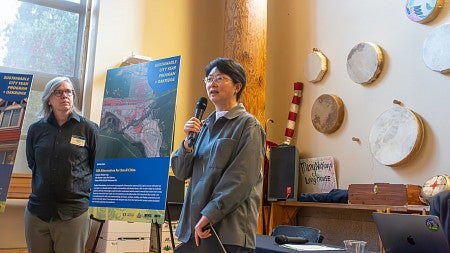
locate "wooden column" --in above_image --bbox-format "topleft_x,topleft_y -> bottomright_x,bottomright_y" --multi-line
224,0 -> 267,125
224,0 -> 268,234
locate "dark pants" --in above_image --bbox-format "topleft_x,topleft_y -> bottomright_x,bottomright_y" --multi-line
24,207 -> 90,253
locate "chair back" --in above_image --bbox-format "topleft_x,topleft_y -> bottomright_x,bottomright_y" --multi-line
271,225 -> 323,243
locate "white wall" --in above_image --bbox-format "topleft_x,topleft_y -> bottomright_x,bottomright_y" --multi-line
267,0 -> 450,188
92,0 -> 450,190
91,0 -> 224,147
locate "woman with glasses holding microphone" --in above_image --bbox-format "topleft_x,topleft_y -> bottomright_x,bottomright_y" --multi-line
171,58 -> 265,253
24,76 -> 98,253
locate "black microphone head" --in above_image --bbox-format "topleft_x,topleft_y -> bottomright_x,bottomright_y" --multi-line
188,97 -> 208,147
275,235 -> 288,245
196,97 -> 208,110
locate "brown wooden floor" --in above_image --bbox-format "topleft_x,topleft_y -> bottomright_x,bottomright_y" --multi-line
0,248 -> 93,253
0,249 -> 27,253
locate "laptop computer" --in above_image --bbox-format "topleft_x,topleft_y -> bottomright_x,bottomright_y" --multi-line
373,212 -> 450,253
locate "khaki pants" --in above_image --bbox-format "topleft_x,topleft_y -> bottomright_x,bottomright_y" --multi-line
24,207 -> 90,253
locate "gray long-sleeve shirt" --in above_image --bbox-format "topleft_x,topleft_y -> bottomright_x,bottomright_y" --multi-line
171,103 -> 265,249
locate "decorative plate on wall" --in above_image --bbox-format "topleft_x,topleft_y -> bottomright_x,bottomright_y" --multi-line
346,42 -> 384,85
304,48 -> 328,83
369,106 -> 424,167
405,0 -> 444,24
423,23 -> 450,73
311,94 -> 344,134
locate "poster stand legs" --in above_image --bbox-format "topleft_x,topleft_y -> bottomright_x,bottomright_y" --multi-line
152,219 -> 162,253
89,214 -> 105,253
165,201 -> 176,251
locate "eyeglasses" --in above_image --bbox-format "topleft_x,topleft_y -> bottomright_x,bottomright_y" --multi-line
53,89 -> 74,97
203,75 -> 231,85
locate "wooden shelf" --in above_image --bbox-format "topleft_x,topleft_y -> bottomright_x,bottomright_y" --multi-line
270,201 -> 429,212
267,201 -> 429,235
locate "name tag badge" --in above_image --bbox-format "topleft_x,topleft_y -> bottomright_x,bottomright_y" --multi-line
70,136 -> 86,147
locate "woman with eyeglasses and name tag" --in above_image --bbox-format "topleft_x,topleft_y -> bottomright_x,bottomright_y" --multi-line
24,77 -> 98,253
171,58 -> 265,253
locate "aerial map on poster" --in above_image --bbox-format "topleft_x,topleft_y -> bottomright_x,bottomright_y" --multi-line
89,55 -> 180,224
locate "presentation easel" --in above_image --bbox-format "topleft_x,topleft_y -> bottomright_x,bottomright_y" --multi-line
89,214 -> 105,253
165,202 -> 177,251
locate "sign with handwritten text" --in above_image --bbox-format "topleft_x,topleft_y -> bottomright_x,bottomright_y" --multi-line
299,156 -> 337,193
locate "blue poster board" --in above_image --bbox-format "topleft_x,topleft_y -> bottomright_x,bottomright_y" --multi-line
89,56 -> 181,224
0,72 -> 33,212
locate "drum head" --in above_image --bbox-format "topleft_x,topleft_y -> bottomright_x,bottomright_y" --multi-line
369,106 -> 424,167
347,42 -> 384,85
311,94 -> 345,134
304,49 -> 328,83
405,0 -> 444,24
423,23 -> 450,73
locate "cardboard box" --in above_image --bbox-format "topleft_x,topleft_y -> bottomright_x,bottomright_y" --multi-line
100,220 -> 151,241
348,183 -> 422,205
95,220 -> 151,253
406,184 -> 423,205
96,238 -> 150,253
150,221 -> 181,253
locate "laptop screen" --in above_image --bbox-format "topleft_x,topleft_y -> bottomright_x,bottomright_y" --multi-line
373,212 -> 450,253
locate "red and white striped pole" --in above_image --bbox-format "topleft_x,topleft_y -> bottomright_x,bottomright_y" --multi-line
282,82 -> 303,145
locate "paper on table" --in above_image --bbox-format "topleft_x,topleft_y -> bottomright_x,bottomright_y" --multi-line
281,244 -> 345,251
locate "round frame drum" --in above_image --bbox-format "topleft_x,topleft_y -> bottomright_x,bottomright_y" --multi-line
423,23 -> 450,73
347,42 -> 384,85
304,48 -> 328,83
369,106 -> 424,167
405,0 -> 444,24
311,94 -> 344,134
421,174 -> 450,204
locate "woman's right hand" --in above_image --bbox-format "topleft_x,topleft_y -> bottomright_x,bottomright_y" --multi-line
183,117 -> 202,151
183,117 -> 202,137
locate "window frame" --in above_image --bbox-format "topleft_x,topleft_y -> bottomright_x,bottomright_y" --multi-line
0,149 -> 16,164
0,0 -> 100,176
0,0 -> 100,115
0,107 -> 21,128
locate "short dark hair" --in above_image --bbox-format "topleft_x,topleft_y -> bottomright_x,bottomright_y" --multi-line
205,57 -> 246,100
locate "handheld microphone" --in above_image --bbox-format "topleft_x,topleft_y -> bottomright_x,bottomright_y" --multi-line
187,97 -> 208,147
274,235 -> 309,245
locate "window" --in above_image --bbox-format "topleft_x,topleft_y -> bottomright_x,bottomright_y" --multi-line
0,108 -> 21,128
0,150 -> 16,164
0,0 -> 99,174
0,0 -> 100,112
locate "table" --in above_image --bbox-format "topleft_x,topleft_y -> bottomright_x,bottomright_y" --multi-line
256,234 -> 347,253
